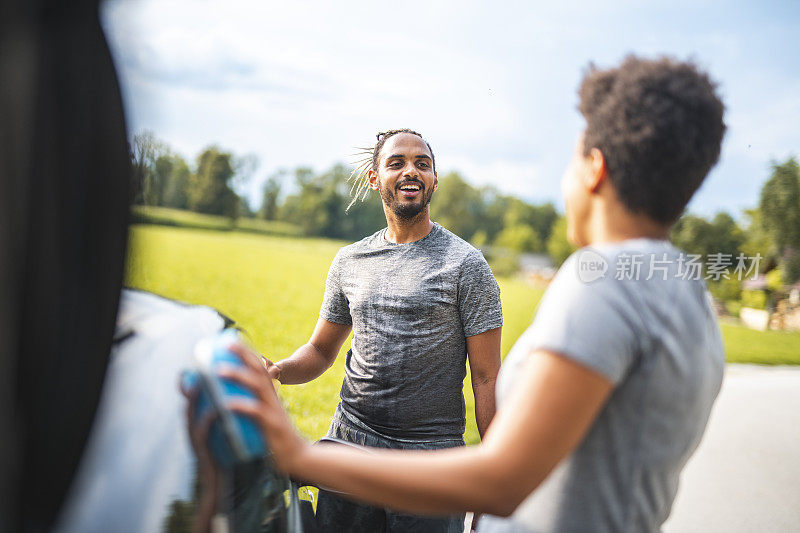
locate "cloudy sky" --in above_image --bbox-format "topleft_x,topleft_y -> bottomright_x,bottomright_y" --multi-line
102,0 -> 799,217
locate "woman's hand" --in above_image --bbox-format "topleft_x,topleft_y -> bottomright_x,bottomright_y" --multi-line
180,380 -> 222,533
219,342 -> 310,475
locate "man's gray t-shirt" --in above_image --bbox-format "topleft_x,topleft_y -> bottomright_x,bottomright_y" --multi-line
480,239 -> 724,533
320,223 -> 503,440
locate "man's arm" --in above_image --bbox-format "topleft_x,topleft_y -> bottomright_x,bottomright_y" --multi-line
466,326 -> 502,439
271,318 -> 351,385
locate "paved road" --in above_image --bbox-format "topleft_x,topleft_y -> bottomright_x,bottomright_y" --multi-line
663,364 -> 800,532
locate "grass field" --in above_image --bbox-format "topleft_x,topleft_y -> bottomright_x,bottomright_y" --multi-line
131,205 -> 302,237
125,224 -> 800,444
721,322 -> 800,365
126,224 -> 541,444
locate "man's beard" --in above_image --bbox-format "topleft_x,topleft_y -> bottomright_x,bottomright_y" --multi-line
379,180 -> 435,220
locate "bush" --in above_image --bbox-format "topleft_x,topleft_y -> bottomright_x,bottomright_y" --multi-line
709,277 -> 742,302
546,217 -> 575,267
741,289 -> 768,310
725,300 -> 742,318
484,249 -> 521,277
766,268 -> 784,291
471,230 -> 489,248
494,224 -> 542,253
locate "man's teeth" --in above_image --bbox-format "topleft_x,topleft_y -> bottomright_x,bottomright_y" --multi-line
400,185 -> 420,191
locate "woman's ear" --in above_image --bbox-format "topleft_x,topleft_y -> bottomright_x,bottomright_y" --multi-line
584,148 -> 607,193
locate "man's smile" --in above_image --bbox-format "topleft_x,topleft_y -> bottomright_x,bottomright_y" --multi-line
398,181 -> 422,199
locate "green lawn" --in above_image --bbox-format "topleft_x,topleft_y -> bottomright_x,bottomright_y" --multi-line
126,224 -> 540,444
125,224 -> 800,444
131,205 -> 302,237
721,322 -> 800,365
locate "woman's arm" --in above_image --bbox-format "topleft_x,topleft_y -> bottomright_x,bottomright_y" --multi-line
224,344 -> 612,517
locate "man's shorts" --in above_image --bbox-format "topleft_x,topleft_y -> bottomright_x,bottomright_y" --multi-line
315,403 -> 466,533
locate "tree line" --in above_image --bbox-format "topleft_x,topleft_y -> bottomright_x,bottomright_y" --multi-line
130,131 -> 573,264
670,158 -> 800,309
131,131 -> 256,218
131,131 -> 800,298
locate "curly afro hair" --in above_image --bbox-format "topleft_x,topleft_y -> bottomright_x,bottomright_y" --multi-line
579,55 -> 726,225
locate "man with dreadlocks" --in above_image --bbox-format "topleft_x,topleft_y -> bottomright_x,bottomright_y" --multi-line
262,129 -> 503,532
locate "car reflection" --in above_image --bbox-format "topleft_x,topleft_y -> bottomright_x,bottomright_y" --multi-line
55,290 -> 311,533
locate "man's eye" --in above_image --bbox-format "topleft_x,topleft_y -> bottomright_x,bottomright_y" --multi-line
388,162 -> 402,168
418,162 -> 429,169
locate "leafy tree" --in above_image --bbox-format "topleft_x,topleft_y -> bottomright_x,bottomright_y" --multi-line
530,203 -> 559,244
131,131 -> 168,205
502,199 -> 558,248
472,189 -> 510,243
740,208 -> 775,261
759,158 -> 800,282
189,146 -> 239,218
672,212 -> 746,302
671,215 -> 711,255
471,230 -> 490,248
237,196 -> 254,218
161,154 -> 192,209
337,184 -> 385,240
494,224 -> 542,253
231,153 -> 258,196
485,249 -> 521,277
709,277 -> 742,302
153,154 -> 174,206
280,167 -> 335,237
670,212 -> 744,260
259,172 -> 284,221
709,212 -> 745,258
546,216 -> 575,267
430,172 -> 486,241
279,165 -> 366,238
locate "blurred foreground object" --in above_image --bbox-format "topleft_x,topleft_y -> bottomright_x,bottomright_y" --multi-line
56,290 -> 228,533
58,291 -> 312,533
0,1 -> 130,530
185,329 -> 268,469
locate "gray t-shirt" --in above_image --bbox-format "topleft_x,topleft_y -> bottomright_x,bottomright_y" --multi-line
480,239 -> 724,533
320,223 -> 503,440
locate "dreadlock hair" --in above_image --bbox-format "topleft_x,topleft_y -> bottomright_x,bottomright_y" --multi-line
347,129 -> 436,211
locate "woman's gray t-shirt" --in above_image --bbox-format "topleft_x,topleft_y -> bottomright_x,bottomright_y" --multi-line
481,239 -> 724,533
320,223 -> 503,440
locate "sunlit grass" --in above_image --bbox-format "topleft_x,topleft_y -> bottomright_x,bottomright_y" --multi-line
131,205 -> 302,236
126,224 -> 800,445
126,224 -> 543,443
721,323 -> 800,365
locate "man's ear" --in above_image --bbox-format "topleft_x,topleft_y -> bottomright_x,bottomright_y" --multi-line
368,169 -> 379,191
584,148 -> 607,193
433,172 -> 438,191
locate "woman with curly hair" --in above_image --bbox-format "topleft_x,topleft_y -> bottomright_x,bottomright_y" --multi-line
218,55 -> 727,533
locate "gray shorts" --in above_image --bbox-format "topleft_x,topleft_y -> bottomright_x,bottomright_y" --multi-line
314,403 -> 466,533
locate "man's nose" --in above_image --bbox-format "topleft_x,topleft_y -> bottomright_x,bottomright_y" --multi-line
403,163 -> 419,178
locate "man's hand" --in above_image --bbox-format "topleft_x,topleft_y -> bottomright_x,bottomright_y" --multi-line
259,355 -> 282,381
271,318 -> 351,385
